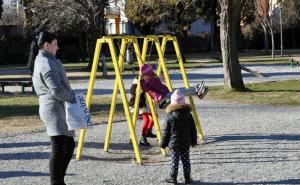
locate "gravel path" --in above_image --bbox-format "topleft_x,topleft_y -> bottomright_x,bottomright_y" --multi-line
3,63 -> 300,94
1,99 -> 300,185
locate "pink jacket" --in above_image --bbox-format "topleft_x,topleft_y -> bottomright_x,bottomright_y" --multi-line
140,75 -> 170,103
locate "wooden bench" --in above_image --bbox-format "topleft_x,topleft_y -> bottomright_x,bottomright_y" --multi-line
0,80 -> 34,93
289,58 -> 300,68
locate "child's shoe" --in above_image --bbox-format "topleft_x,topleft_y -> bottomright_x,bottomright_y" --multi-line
198,86 -> 208,99
139,136 -> 150,146
146,131 -> 157,138
195,81 -> 208,99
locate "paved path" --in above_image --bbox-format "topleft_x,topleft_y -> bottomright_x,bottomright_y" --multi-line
2,63 -> 300,94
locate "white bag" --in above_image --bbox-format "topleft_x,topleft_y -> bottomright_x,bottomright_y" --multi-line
65,93 -> 92,130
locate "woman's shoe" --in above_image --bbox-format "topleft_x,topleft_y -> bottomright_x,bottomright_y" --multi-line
165,177 -> 177,184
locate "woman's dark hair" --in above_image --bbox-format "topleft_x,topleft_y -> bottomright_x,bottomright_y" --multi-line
27,31 -> 57,74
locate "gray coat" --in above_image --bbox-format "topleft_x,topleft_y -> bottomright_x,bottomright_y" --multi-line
32,50 -> 75,137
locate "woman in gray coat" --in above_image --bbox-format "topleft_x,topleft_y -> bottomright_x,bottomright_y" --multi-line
29,31 -> 75,185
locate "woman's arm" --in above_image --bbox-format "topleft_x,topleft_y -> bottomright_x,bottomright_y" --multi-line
42,70 -> 75,102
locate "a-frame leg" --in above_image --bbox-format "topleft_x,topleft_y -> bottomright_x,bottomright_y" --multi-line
76,40 -> 103,160
108,39 -> 142,164
104,79 -> 119,152
139,36 -> 167,156
172,37 -> 204,139
104,38 -> 127,152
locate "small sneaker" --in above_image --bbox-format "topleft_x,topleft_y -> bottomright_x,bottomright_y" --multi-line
195,81 -> 204,92
165,177 -> 177,184
146,131 -> 157,138
198,87 -> 208,99
195,82 -> 208,99
139,137 -> 150,146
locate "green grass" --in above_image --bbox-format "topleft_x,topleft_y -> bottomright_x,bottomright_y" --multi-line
207,80 -> 300,106
0,94 -> 124,134
0,94 -> 123,119
0,94 -> 39,118
2,79 -> 300,134
1,80 -> 300,120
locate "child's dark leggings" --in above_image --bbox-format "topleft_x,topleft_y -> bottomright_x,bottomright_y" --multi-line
50,135 -> 75,185
169,147 -> 191,180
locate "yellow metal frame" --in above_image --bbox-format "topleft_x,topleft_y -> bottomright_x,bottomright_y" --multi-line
159,35 -> 204,139
76,36 -> 143,164
75,35 -> 204,164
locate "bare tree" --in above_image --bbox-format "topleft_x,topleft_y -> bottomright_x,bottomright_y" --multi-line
0,0 -> 3,18
219,0 -> 245,90
125,0 -> 214,62
281,0 -> 300,48
125,0 -> 175,34
21,0 -> 108,68
0,3 -> 25,26
254,0 -> 276,58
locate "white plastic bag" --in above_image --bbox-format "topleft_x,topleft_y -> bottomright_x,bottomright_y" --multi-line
65,93 -> 92,130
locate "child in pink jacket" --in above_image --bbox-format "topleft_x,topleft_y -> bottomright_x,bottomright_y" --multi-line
129,77 -> 156,146
140,64 -> 207,109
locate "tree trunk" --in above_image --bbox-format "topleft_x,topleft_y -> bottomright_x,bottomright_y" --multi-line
210,16 -> 216,54
78,32 -> 87,62
219,0 -> 245,90
176,31 -> 187,63
269,26 -> 275,59
87,32 -> 98,70
263,18 -> 274,59
261,23 -> 269,53
0,0 -> 3,18
292,29 -> 296,48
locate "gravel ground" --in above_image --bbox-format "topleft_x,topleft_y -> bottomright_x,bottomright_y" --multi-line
1,63 -> 300,184
1,100 -> 300,185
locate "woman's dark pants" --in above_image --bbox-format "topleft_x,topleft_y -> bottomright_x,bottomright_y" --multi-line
49,135 -> 75,185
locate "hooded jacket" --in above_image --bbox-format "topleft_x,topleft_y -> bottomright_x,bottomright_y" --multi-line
140,73 -> 170,103
160,104 -> 197,149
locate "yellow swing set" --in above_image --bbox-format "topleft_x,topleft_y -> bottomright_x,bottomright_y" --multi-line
75,35 -> 205,164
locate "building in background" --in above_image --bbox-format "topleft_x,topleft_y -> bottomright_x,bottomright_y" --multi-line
3,0 -> 20,10
105,0 -> 135,35
104,0 -> 211,36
